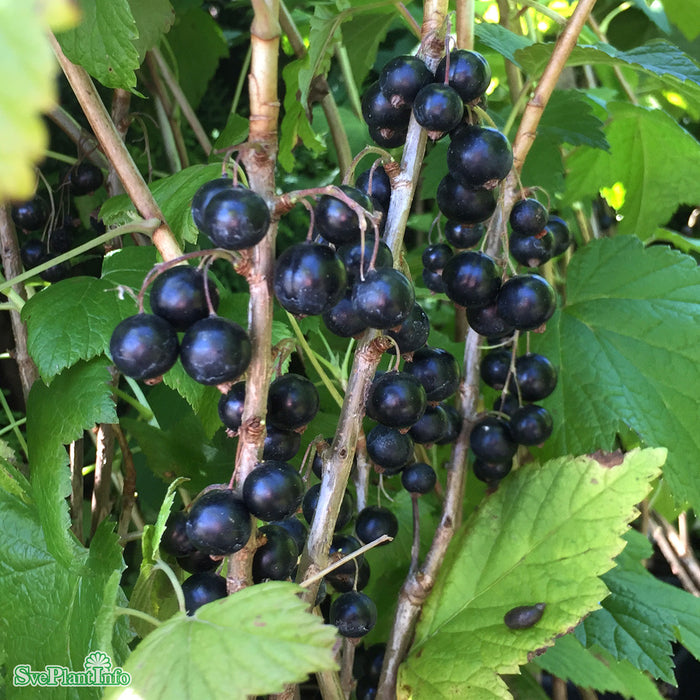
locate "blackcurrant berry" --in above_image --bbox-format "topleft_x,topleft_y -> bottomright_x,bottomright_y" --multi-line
436,404 -> 462,444
323,291 -> 369,338
493,392 -> 519,417
509,404 -> 553,445
20,239 -> 44,269
514,353 -> 558,401
546,216 -> 571,257
267,373 -> 319,430
201,186 -> 271,250
328,534 -> 365,579
467,300 -> 515,338
379,55 -> 433,105
11,196 -> 49,231
47,225 -> 72,254
355,506 -> 398,545
368,124 -> 408,148
186,488 -> 252,556
352,268 -> 415,330
364,643 -> 386,683
149,265 -> 219,331
497,274 -> 556,331
302,483 -> 354,531
337,235 -> 393,283
444,220 -> 484,249
413,84 -> 464,135
315,186 -> 374,245
242,460 -> 305,521
409,405 -> 448,444
356,676 -> 378,700
480,348 -> 512,390
366,371 -> 427,429
160,511 -> 195,558
218,381 -> 246,431
470,415 -> 517,463
252,524 -> 299,583
510,198 -> 548,236
177,549 -> 218,574
441,251 -> 501,308
326,557 -> 371,593
387,302 -> 430,354
180,316 -> 252,385
422,268 -> 445,293
191,177 -> 233,231
263,426 -> 301,461
435,49 -> 492,103
270,517 -> 308,554
422,243 -> 453,272
437,175 -> 497,224
361,81 -> 411,128
404,346 -> 460,401
401,461 -> 437,494
356,166 -> 392,211
473,458 -> 512,483
110,313 -> 179,381
366,424 -> 414,473
273,242 -> 347,316
330,591 -> 377,638
509,230 -> 554,268
69,162 -> 104,195
40,254 -> 71,283
447,126 -> 513,189
182,571 -> 227,615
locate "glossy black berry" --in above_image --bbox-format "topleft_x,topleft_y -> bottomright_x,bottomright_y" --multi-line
315,186 -> 374,245
436,49 -> 492,103
252,524 -> 299,582
514,353 -> 558,401
110,313 -> 179,381
473,458 -> 512,483
149,265 -> 219,331
504,603 -> 546,629
263,426 -> 301,461
47,225 -> 72,254
352,268 -> 415,330
201,187 -> 271,250
546,216 -> 571,257
356,166 -> 392,211
409,405 -> 448,444
39,255 -> 71,283
467,301 -> 515,338
422,243 -> 453,272
182,572 -> 227,615
323,291 -> 368,338
447,126 -> 513,189
480,348 -> 512,390
191,177 -> 233,231
437,175 -> 497,224
401,461 -> 437,494
337,235 -> 393,283
404,346 -> 460,401
218,381 -> 246,431
302,483 -> 354,531
177,549 -> 218,574
422,268 -> 445,293
366,424 -> 414,473
326,556 -> 371,593
442,251 -> 500,308
413,84 -> 464,135
180,316 -> 252,385
509,404 -> 553,445
509,230 -> 554,268
331,591 -> 377,638
387,303 -> 430,354
493,392 -> 520,417
267,373 -> 319,430
379,55 -> 433,105
361,81 -> 412,128
368,124 -> 408,148
444,220 -> 484,249
364,644 -> 386,683
161,511 -> 195,557
20,239 -> 44,269
436,404 -> 462,444
470,415 -> 517,463
366,371 -> 427,429
186,488 -> 252,556
497,274 -> 556,331
273,242 -> 347,316
11,196 -> 49,231
355,506 -> 398,545
510,198 -> 548,236
69,162 -> 104,195
328,534 -> 365,579
270,517 -> 308,554
242,460 -> 305,521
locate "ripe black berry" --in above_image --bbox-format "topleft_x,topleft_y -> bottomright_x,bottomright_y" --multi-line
200,186 -> 271,250
437,175 -> 496,224
422,268 -> 445,294
20,239 -> 44,269
337,235 -> 393,283
447,126 -> 513,189
361,81 -> 412,128
422,243 -> 453,272
473,458 -> 512,483
182,571 -> 227,615
110,313 -> 179,380
352,268 -> 415,330
252,524 -> 299,582
263,426 -> 301,461
186,488 -> 252,555
546,216 -> 571,257
493,392 -> 519,417
387,302 -> 430,354
302,483 -> 354,531
267,373 -> 319,430
161,511 -> 195,558
356,166 -> 392,211
469,415 -> 517,462
326,557 -> 371,593
436,404 -> 462,444
366,371 -> 427,429
315,186 -> 374,245
480,348 -> 512,390
401,461 -> 437,494
242,460 -> 305,521
177,549 -> 218,574
11,196 -> 49,231
435,49 -> 491,103
330,591 -> 377,638
180,316 -> 252,385
40,255 -> 71,283
191,177 -> 232,231
366,424 -> 414,473
409,404 -> 449,444
270,517 -> 308,554
413,84 -> 464,135
444,220 -> 484,249
218,381 -> 246,431
466,300 -> 515,338
509,230 -> 554,268
355,506 -> 398,545
47,225 -> 72,254
273,242 -> 347,316
497,274 -> 556,331
328,534 -> 365,579
514,353 -> 558,401
69,162 -> 104,195
368,124 -> 408,148
379,55 -> 433,105
509,404 -> 553,445
442,251 -> 500,308
510,198 -> 548,236
404,346 -> 460,401
323,291 -> 368,338
149,265 -> 219,331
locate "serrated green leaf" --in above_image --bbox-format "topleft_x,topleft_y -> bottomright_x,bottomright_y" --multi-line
520,137 -> 565,197
0,491 -> 128,700
101,246 -> 158,291
105,582 -> 338,699
536,634 -> 664,700
129,0 -> 175,60
398,449 -> 665,700
22,277 -> 134,381
537,90 -> 609,150
475,22 -> 533,66
213,113 -> 249,151
342,10 -> 396,87
0,453 -> 31,505
531,237 -> 700,512
100,163 -> 223,246
27,359 -> 117,566
516,40 -> 700,105
57,0 -> 140,90
0,2 -> 78,200
663,0 -> 700,40
564,103 -> 700,238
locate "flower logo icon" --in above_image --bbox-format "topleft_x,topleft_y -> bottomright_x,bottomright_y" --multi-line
83,651 -> 112,672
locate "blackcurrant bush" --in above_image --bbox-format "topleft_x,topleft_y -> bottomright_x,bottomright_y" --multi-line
404,346 -> 460,401
218,381 -> 246,431
422,243 -> 453,272
315,186 -> 374,245
160,511 -> 195,558
379,55 -> 433,105
409,405 -> 448,444
447,126 -> 513,189
497,274 -> 556,331
444,220 -> 484,249
182,571 -> 227,615
242,460 -> 305,521
355,506 -> 398,545
401,461 -> 437,494
11,196 -> 49,231
509,404 -> 553,445
149,265 -> 219,331
330,591 -> 377,638
435,49 -> 492,103
470,415 -> 517,463
267,373 -> 319,430
252,524 -> 299,583
69,162 -> 104,195
366,371 -> 427,429
180,316 -> 252,385
441,250 -> 500,308
413,84 -> 464,135
514,353 -> 558,401
186,488 -> 252,556
510,198 -> 548,236
387,302 -> 430,354
110,313 -> 179,381
273,242 -> 347,316
352,267 -> 415,330
437,174 -> 496,224
366,424 -> 414,473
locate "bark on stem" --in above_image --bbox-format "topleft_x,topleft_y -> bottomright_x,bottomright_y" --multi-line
48,33 -> 182,262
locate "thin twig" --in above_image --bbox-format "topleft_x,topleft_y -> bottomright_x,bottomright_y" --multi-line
352,432 -> 370,512
340,638 -> 357,698
90,424 -> 116,536
409,493 -> 420,576
116,424 -> 137,541
650,513 -> 700,595
47,107 -> 110,170
69,439 -> 84,543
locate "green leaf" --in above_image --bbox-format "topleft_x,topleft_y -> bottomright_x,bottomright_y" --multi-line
475,22 -> 533,66
22,277 -> 134,381
663,0 -> 700,40
0,2 -> 78,200
0,489 -> 128,699
101,246 -> 158,291
57,0 -> 140,90
100,163 -> 223,245
27,359 -> 117,566
564,103 -> 700,238
537,90 -> 609,150
520,137 -> 565,197
128,0 -> 175,60
342,10 -> 396,87
0,452 -> 31,505
536,634 -> 664,700
574,530 -> 700,682
105,582 -> 338,699
516,40 -> 700,106
213,113 -> 249,151
398,448 -> 665,700
531,237 -> 700,511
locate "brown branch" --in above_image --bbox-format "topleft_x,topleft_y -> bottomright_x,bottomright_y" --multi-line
116,424 -> 137,541
48,33 -> 183,262
497,0 -> 523,105
106,89 -> 131,196
90,423 -> 116,537
650,513 -> 700,596
456,0 -> 475,50
46,106 -> 110,170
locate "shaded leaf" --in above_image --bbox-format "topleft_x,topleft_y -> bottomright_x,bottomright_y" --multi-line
129,0 -> 175,60
663,0 -> 700,40
398,449 -> 665,700
342,10 -> 396,86
538,90 -> 609,150
475,22 -> 533,66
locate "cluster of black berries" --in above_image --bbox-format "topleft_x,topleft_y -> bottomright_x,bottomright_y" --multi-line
11,162 -> 106,282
